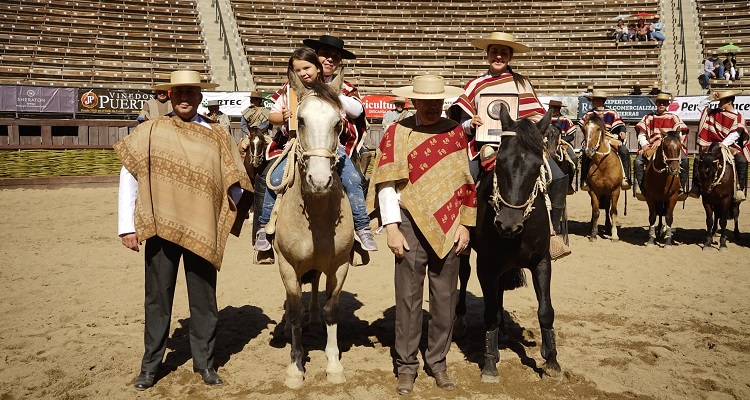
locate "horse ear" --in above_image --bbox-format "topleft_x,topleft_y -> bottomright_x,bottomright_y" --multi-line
329,67 -> 345,93
287,69 -> 309,98
499,103 -> 514,130
536,109 -> 553,135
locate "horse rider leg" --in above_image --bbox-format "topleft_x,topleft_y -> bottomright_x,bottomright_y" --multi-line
255,157 -> 287,251
678,153 -> 689,201
547,160 -> 571,260
634,152 -> 647,201
579,154 -> 591,191
618,143 -> 632,190
565,144 -> 578,194
336,146 -> 378,251
735,153 -> 748,202
688,155 -> 701,199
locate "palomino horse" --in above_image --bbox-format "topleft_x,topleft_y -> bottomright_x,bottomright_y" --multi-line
582,115 -> 623,241
270,71 -> 353,388
698,142 -> 741,251
468,105 -> 562,382
643,131 -> 683,247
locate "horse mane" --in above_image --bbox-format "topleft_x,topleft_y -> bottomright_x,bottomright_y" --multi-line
585,113 -> 607,134
513,119 -> 544,156
304,80 -> 342,111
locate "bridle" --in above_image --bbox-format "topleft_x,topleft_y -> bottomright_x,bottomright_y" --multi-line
649,137 -> 683,175
705,144 -> 734,194
489,131 -> 552,221
246,133 -> 266,168
585,120 -> 611,157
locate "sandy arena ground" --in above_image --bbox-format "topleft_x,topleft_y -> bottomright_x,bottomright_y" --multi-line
1,184 -> 749,399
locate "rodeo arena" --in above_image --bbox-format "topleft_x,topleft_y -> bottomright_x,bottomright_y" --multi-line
3,0 -> 750,398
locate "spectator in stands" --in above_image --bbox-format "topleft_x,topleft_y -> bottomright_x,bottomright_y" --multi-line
633,92 -> 689,201
115,70 -> 251,391
629,83 -> 643,95
577,89 -> 632,191
449,31 -> 570,260
614,19 -> 629,43
635,19 -> 650,42
381,97 -> 413,129
240,91 -> 270,135
580,85 -> 594,97
137,90 -> 170,123
255,47 -> 377,253
647,82 -> 661,95
705,52 -> 723,86
548,99 -> 578,194
649,15 -> 665,45
723,53 -> 737,81
204,99 -> 231,136
627,23 -> 637,41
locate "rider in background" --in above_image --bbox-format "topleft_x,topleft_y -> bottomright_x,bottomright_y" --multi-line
633,92 -> 690,201
577,89 -> 632,191
689,90 -> 749,202
548,99 -> 578,195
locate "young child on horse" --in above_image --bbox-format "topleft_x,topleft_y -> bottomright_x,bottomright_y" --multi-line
689,90 -> 749,202
255,45 -> 377,252
634,92 -> 690,201
577,90 -> 632,191
449,31 -> 570,260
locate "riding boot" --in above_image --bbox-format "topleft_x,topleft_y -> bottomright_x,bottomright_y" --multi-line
735,155 -> 748,203
688,157 -> 701,199
580,155 -> 591,191
678,156 -> 689,201
619,147 -> 632,190
634,155 -> 646,201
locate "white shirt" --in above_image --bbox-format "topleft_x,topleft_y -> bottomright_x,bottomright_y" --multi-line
117,113 -> 243,236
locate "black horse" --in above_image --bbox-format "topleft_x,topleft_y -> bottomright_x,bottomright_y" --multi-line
698,142 -> 741,251
462,105 -> 562,383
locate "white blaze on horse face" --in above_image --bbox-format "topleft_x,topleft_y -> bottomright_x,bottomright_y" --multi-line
298,96 -> 340,192
584,121 -> 602,157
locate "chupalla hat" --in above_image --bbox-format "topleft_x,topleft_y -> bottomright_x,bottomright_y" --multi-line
392,75 -> 464,100
389,96 -> 412,106
470,32 -> 531,54
303,35 -> 356,59
547,100 -> 566,108
153,70 -> 220,90
652,92 -> 673,102
589,89 -> 609,99
712,90 -> 742,101
249,91 -> 264,99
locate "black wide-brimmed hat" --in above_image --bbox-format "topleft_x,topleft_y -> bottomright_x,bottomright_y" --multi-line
302,35 -> 356,60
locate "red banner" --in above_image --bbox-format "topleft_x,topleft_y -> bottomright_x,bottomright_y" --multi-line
362,95 -> 399,119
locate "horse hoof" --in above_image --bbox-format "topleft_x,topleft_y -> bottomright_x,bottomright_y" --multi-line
589,236 -> 597,242
481,373 -> 500,383
703,246 -> 714,252
543,364 -> 564,381
285,365 -> 304,389
326,371 -> 346,384
664,244 -> 672,249
611,237 -> 619,242
646,241 -> 654,247
719,247 -> 728,253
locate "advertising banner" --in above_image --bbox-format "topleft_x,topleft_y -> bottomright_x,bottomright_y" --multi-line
578,96 -> 656,121
669,95 -> 750,122
78,88 -> 152,114
199,92 -> 273,117
361,95 -> 397,119
0,86 -> 76,113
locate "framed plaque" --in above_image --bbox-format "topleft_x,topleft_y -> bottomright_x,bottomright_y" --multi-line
475,93 -> 519,142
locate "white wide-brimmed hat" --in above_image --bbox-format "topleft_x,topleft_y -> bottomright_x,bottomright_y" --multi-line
588,89 -> 609,99
392,75 -> 464,100
470,32 -> 531,54
652,92 -> 673,102
206,99 -> 220,107
153,70 -> 220,90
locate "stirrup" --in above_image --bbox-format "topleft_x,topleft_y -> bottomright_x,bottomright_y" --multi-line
735,190 -> 746,203
677,189 -> 688,201
635,192 -> 646,201
620,179 -> 632,191
550,236 -> 571,261
580,181 -> 590,191
688,188 -> 700,199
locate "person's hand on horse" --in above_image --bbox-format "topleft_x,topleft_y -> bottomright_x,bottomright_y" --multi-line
637,145 -> 651,155
120,232 -> 140,252
470,115 -> 484,129
281,106 -> 292,122
453,225 -> 470,255
385,223 -> 410,259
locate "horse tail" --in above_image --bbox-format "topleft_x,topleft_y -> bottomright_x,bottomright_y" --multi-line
500,268 -> 527,291
599,194 -> 610,211
300,270 -> 320,285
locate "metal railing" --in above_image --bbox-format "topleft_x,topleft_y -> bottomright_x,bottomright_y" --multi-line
212,0 -> 238,91
678,0 -> 689,94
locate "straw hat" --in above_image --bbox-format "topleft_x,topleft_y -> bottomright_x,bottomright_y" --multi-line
470,32 -> 531,54
712,90 -> 742,101
303,34 -> 356,59
547,100 -> 566,108
652,92 -> 673,102
249,91 -> 264,99
589,89 -> 609,99
392,75 -> 464,100
206,99 -> 220,107
153,70 -> 219,90
389,96 -> 408,105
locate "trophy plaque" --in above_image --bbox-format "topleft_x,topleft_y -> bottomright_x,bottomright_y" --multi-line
475,93 -> 519,142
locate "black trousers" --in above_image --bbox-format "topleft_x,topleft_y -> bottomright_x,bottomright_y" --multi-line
141,236 -> 218,372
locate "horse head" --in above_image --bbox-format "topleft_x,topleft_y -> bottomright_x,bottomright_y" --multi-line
582,115 -> 607,158
545,121 -> 563,162
245,127 -> 267,168
491,105 -> 550,238
699,142 -> 731,195
288,68 -> 344,195
659,130 -> 683,176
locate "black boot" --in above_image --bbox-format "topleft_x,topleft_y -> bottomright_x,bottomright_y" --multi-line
688,157 -> 701,199
634,154 -> 646,200
580,155 -> 591,191
735,155 -> 747,202
619,146 -> 632,190
678,156 -> 689,201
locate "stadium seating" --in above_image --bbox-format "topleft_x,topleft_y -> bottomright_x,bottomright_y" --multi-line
0,0 -> 211,88
231,0 -> 662,95
696,0 -> 749,91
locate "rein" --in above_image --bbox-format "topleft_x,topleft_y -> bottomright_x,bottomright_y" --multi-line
649,138 -> 683,174
706,144 -> 735,193
489,131 -> 552,221
586,122 -> 612,157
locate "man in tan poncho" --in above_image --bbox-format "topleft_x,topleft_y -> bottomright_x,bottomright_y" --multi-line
367,75 -> 475,395
115,70 -> 252,391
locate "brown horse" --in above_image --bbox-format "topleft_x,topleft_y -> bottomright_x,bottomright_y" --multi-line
271,70 -> 353,388
582,114 -> 623,241
242,126 -> 269,187
643,131 -> 683,247
698,142 -> 741,251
